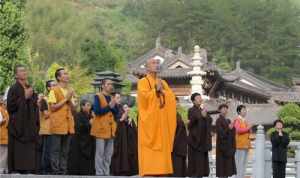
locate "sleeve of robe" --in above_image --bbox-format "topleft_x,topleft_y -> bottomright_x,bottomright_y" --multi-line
137,78 -> 177,151
271,132 -> 281,148
173,113 -> 187,157
216,118 -> 234,156
128,121 -> 138,155
188,107 -> 209,150
7,84 -> 26,137
7,84 -> 24,116
7,83 -> 39,140
281,132 -> 290,148
75,112 -> 94,159
188,108 -> 200,148
188,108 -> 197,128
187,107 -> 201,137
271,131 -> 290,148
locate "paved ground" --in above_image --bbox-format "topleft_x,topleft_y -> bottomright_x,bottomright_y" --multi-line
1,175 -> 139,178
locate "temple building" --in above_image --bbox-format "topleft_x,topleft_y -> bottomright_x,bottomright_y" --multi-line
128,38 -> 299,104
127,38 -> 300,127
91,71 -> 123,92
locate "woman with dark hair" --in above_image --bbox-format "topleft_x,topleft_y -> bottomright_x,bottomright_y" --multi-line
233,105 -> 252,178
110,93 -> 138,176
271,119 -> 290,178
68,100 -> 95,175
215,104 -> 236,178
171,97 -> 187,177
38,80 -> 55,174
187,93 -> 212,178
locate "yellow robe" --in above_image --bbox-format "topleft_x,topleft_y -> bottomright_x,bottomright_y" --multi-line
137,74 -> 177,176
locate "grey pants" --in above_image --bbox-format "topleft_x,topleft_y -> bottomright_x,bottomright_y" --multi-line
49,135 -> 71,175
234,149 -> 249,178
95,138 -> 114,176
0,145 -> 8,173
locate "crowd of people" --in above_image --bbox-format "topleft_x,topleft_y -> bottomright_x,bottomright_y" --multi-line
0,59 -> 290,178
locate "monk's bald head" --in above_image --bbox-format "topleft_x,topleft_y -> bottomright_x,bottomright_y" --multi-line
146,58 -> 160,74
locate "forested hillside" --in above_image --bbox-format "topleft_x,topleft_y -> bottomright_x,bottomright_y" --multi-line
1,0 -> 299,93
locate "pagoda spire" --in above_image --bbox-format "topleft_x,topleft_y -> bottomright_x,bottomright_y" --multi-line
188,45 -> 209,99
155,36 -> 161,49
236,60 -> 241,71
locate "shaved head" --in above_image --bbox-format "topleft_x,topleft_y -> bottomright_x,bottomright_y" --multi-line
146,57 -> 160,73
146,58 -> 159,66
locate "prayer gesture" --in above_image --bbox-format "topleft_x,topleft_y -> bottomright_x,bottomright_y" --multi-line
66,89 -> 74,101
25,87 -> 33,99
109,99 -> 116,109
120,105 -> 130,122
201,108 -> 208,117
247,123 -> 253,130
155,79 -> 164,93
277,127 -> 283,136
124,106 -> 130,114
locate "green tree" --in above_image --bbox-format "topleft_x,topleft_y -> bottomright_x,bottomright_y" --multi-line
0,0 -> 27,92
17,0 -> 300,93
121,79 -> 132,96
177,105 -> 188,124
46,63 -> 93,96
47,62 -> 62,80
268,103 -> 300,140
80,39 -> 118,73
68,65 -> 93,97
140,0 -> 300,84
24,0 -> 101,69
128,105 -> 138,125
24,0 -> 149,70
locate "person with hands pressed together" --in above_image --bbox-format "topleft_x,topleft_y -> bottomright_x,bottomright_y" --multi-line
187,93 -> 212,178
68,100 -> 95,175
271,119 -> 290,178
48,68 -> 75,175
7,65 -> 40,174
216,104 -> 236,178
137,57 -> 177,176
91,79 -> 119,176
233,105 -> 252,178
110,93 -> 138,176
38,80 -> 56,174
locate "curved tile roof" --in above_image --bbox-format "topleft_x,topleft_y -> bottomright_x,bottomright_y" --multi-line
128,44 -> 297,102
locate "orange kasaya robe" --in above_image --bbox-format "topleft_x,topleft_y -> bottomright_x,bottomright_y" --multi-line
137,74 -> 177,176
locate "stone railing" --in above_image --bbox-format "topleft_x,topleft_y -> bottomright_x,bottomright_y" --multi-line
253,125 -> 300,178
1,125 -> 299,178
207,125 -> 300,178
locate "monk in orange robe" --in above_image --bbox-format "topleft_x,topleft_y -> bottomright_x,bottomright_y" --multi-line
137,58 -> 177,176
